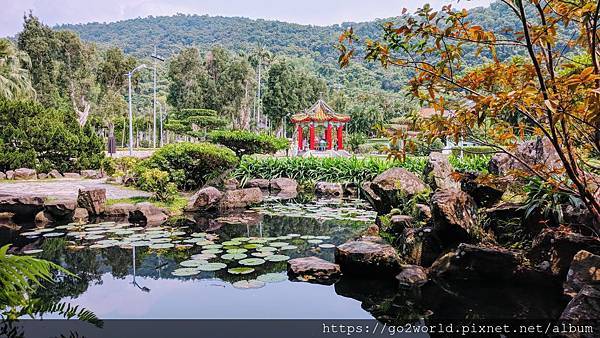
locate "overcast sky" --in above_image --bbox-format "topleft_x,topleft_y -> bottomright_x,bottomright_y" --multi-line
1,0 -> 493,37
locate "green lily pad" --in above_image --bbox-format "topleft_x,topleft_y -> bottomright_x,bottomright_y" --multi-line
203,244 -> 223,249
222,240 -> 242,246
20,231 -> 41,237
202,249 -> 223,254
131,241 -> 152,247
257,273 -> 287,283
269,242 -> 289,247
287,234 -> 301,238
85,234 -> 105,240
300,235 -> 315,240
221,253 -> 248,260
190,232 -> 207,238
251,251 -> 274,258
191,253 -> 216,260
248,238 -> 268,244
316,235 -> 331,240
228,267 -> 255,275
43,232 -> 64,238
195,240 -> 214,246
242,243 -> 262,249
150,243 -> 175,249
257,246 -> 277,252
197,262 -> 227,271
180,259 -> 208,267
280,245 -> 298,250
264,254 -> 290,262
22,249 -> 43,255
170,231 -> 186,236
231,237 -> 250,242
232,280 -> 266,289
239,258 -> 266,266
226,248 -> 247,254
172,268 -> 200,276
307,239 -> 323,244
150,238 -> 171,243
318,243 -> 336,249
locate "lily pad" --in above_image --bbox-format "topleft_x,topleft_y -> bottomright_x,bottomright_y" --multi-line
318,243 -> 336,249
20,231 -> 41,237
190,232 -> 207,238
221,253 -> 248,260
150,243 -> 175,249
180,259 -> 208,267
232,280 -> 265,289
222,240 -> 242,246
191,253 -> 216,260
239,258 -> 266,266
131,241 -> 152,247
226,248 -> 247,254
203,244 -> 223,249
269,242 -> 289,248
43,232 -> 64,238
85,234 -> 105,240
228,267 -> 255,275
316,235 -> 331,240
264,254 -> 290,262
231,237 -> 250,242
248,238 -> 268,244
257,246 -> 277,252
22,249 -> 43,255
196,262 -> 227,271
257,273 -> 287,283
172,268 -> 200,276
201,249 -> 223,254
150,238 -> 171,243
243,243 -> 262,249
251,251 -> 274,258
195,240 -> 214,246
307,239 -> 323,244
280,245 -> 298,250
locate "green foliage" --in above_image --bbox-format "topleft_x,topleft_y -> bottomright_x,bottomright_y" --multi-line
450,146 -> 496,157
346,133 -> 367,152
522,177 -> 583,226
0,98 -> 105,172
0,39 -> 34,100
137,168 -> 178,202
208,130 -> 289,157
142,142 -> 238,190
448,154 -> 491,173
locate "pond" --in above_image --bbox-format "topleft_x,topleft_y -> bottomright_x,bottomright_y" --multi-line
1,197 -> 567,324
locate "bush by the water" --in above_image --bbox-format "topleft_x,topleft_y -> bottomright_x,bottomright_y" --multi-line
137,168 -> 178,202
140,142 -> 238,190
208,130 -> 289,157
0,99 -> 105,172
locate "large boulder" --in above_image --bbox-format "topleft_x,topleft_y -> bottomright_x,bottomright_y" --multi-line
63,172 -> 81,179
560,284 -> 600,335
35,210 -> 53,225
44,199 -> 77,221
48,170 -> 63,179
269,178 -> 298,194
528,227 -> 600,279
315,182 -> 343,197
430,188 -> 481,246
399,226 -> 442,267
219,188 -> 263,210
369,168 -> 427,214
396,264 -> 428,288
246,178 -> 270,189
564,250 -> 600,296
0,172 -> 6,180
361,181 -> 385,212
223,178 -> 239,190
287,256 -> 342,285
80,170 -> 102,179
0,195 -> 45,222
423,152 -> 459,191
382,214 -> 413,237
13,168 -> 37,180
5,170 -> 14,180
77,188 -> 106,216
105,203 -> 136,217
129,202 -> 169,225
460,171 -> 505,207
73,208 -> 89,222
37,173 -> 48,180
489,137 -> 562,176
186,186 -> 223,212
335,238 -> 402,276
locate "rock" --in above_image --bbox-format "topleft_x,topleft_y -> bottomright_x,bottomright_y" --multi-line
48,170 -> 63,179
528,226 -> 600,279
343,183 -> 359,198
44,199 -> 76,221
460,171 -> 505,207
73,208 -> 89,222
560,285 -> 600,333
430,188 -> 480,247
80,169 -> 102,179
129,202 -> 169,225
423,152 -> 459,190
186,186 -> 223,212
5,170 -> 15,179
246,178 -> 270,189
105,203 -> 136,217
0,195 -> 45,222
269,178 -> 298,194
287,256 -> 342,285
365,224 -> 380,237
77,188 -> 106,216
399,226 -> 442,267
370,168 -> 427,214
335,238 -> 402,276
361,181 -> 385,212
0,172 -> 6,180
34,211 -> 53,224
315,182 -> 343,197
13,168 -> 37,180
223,177 -> 239,190
489,137 -> 562,176
218,188 -> 263,210
564,250 -> 600,296
415,203 -> 432,222
396,265 -> 428,287
430,243 -> 524,282
383,214 -> 413,237
63,172 -> 81,179
37,173 -> 48,180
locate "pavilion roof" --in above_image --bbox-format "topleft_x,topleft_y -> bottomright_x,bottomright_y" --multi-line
290,99 -> 351,123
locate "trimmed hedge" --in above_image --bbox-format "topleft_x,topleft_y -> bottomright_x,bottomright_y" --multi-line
208,130 -> 289,157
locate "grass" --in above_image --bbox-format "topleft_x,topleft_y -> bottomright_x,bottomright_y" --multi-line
107,196 -> 188,215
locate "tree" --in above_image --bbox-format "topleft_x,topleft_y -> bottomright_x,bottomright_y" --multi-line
0,39 -> 34,100
338,0 -> 600,228
167,47 -> 207,110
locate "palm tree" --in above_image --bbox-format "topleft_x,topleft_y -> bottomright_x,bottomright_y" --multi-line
0,39 -> 34,100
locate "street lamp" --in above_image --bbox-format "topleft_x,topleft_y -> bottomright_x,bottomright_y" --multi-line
127,63 -> 148,156
157,101 -> 167,147
151,46 -> 165,149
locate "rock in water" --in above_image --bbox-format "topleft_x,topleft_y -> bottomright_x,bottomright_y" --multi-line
335,238 -> 402,276
430,188 -> 480,246
105,203 -> 136,217
287,256 -> 341,285
423,152 -> 459,190
129,202 -> 169,226
77,188 -> 106,216
315,182 -> 344,197
186,186 -> 223,212
0,195 -> 45,222
396,265 -> 428,287
246,178 -> 270,189
269,178 -> 298,194
73,208 -> 89,222
219,188 -> 263,210
44,199 -> 76,221
369,168 -> 427,214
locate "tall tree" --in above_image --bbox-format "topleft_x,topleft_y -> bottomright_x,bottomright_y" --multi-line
166,47 -> 207,111
0,39 -> 34,100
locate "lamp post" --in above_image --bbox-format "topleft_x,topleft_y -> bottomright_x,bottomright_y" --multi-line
157,101 -> 166,147
127,64 -> 147,156
151,46 -> 165,149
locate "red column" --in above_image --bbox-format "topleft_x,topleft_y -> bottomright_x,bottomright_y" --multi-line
326,123 -> 333,150
337,124 -> 344,150
309,124 -> 315,150
297,125 -> 303,151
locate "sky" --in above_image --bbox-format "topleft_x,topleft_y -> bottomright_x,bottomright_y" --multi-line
1,0 -> 493,37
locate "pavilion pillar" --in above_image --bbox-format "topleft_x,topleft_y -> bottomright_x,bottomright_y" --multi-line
309,123 -> 315,150
326,123 -> 333,150
337,124 -> 344,150
297,124 -> 303,151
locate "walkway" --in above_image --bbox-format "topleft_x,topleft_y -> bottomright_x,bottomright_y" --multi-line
0,178 -> 150,200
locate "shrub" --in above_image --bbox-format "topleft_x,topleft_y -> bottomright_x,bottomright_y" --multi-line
347,133 -> 367,152
449,154 -> 491,173
451,146 -> 496,157
142,142 -> 238,190
137,168 -> 178,202
208,130 -> 289,157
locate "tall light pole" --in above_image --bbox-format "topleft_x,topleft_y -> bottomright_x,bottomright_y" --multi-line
151,46 -> 165,149
127,64 -> 147,156
157,101 -> 166,147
